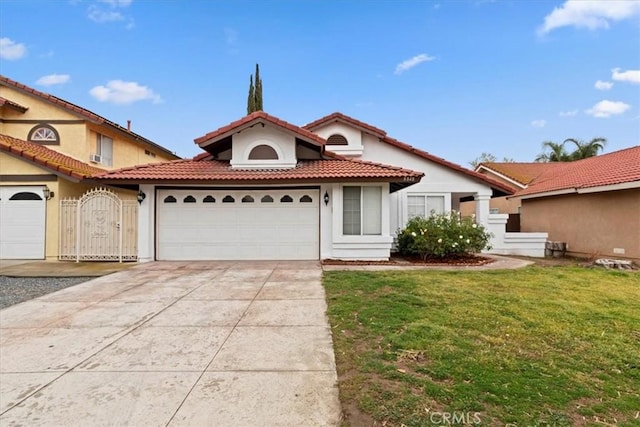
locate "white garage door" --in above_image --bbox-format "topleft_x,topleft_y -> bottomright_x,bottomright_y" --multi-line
0,186 -> 46,260
157,189 -> 319,260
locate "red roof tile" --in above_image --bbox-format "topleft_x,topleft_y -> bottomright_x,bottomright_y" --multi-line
93,157 -> 424,185
477,162 -> 565,187
303,112 -> 387,137
194,111 -> 327,148
515,146 -> 640,198
0,134 -> 106,179
0,75 -> 179,159
0,96 -> 28,113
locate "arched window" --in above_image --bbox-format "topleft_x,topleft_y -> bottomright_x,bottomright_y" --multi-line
183,195 -> 196,203
223,195 -> 235,203
261,195 -> 274,203
203,195 -> 216,203
163,196 -> 177,203
326,134 -> 348,145
9,192 -> 42,200
280,195 -> 293,203
28,124 -> 60,145
242,195 -> 254,203
248,144 -> 279,160
300,195 -> 313,203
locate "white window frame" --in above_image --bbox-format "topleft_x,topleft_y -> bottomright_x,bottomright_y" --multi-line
96,134 -> 114,167
342,185 -> 382,236
406,193 -> 448,220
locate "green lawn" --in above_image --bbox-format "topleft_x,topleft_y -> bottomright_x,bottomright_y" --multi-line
323,266 -> 640,426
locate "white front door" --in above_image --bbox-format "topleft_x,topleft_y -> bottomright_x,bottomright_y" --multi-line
0,186 -> 46,259
157,189 -> 319,260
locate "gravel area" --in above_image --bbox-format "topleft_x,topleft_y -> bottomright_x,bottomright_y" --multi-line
0,276 -> 93,309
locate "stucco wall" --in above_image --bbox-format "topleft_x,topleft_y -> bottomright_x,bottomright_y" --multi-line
357,134 -> 492,231
0,85 -> 175,169
521,189 -> 640,261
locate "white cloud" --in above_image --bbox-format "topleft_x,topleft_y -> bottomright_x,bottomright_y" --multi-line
594,80 -> 613,90
559,110 -> 578,117
585,100 -> 631,118
394,53 -> 435,75
537,0 -> 640,35
612,68 -> 640,84
36,74 -> 71,86
531,119 -> 547,128
89,80 -> 162,105
0,37 -> 26,60
88,5 -> 124,22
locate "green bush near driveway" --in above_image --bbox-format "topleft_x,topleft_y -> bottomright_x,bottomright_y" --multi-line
397,212 -> 492,260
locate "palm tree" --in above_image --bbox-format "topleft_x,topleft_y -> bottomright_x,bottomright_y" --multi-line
564,137 -> 607,160
535,141 -> 571,162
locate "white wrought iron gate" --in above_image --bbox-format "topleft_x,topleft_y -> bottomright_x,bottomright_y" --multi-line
59,188 -> 137,261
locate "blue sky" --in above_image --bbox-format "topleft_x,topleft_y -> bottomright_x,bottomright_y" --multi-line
1,0 -> 638,166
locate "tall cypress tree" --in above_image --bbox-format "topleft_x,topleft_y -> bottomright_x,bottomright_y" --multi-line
247,75 -> 255,115
254,64 -> 263,111
247,64 -> 263,114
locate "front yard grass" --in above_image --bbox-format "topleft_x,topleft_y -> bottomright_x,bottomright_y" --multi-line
323,266 -> 640,426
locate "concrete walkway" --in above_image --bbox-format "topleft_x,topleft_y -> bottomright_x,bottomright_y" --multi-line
0,259 -> 134,277
0,261 -> 341,427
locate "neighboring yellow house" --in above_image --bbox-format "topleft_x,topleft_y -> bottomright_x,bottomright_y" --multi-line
0,75 -> 180,260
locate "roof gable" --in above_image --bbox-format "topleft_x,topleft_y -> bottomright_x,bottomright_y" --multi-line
0,133 -> 105,180
303,112 -> 387,138
515,146 -> 640,198
0,75 -> 179,160
304,112 -> 515,194
194,111 -> 327,152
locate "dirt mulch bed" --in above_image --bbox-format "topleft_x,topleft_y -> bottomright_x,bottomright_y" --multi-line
322,254 -> 493,267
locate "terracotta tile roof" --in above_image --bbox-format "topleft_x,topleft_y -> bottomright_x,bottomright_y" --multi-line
303,112 -> 514,194
0,96 -> 28,113
380,136 -> 516,194
93,157 -> 424,185
515,146 -> 640,198
477,162 -> 565,187
0,75 -> 179,159
302,112 -> 387,137
0,133 -> 105,179
194,111 -> 327,148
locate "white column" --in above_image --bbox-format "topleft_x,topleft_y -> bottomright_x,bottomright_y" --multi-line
474,193 -> 491,228
137,184 -> 155,262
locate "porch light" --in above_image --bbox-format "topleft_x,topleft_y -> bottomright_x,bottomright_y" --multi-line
43,186 -> 54,200
137,190 -> 146,204
323,191 -> 330,206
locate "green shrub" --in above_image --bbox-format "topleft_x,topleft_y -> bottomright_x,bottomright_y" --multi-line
396,212 -> 492,259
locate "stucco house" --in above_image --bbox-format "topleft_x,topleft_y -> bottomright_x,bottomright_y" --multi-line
95,111 -> 517,261
0,75 -> 179,260
514,146 -> 640,262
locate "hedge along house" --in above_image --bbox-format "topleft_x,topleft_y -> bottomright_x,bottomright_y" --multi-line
0,75 -> 179,260
95,112 -> 424,261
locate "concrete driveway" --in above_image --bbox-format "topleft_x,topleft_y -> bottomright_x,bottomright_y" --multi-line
0,261 -> 341,426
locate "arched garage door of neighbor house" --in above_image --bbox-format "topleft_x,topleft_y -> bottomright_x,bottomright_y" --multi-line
0,186 -> 46,259
156,188 -> 320,260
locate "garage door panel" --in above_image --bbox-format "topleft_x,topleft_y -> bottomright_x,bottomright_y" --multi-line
0,187 -> 46,259
157,189 -> 319,260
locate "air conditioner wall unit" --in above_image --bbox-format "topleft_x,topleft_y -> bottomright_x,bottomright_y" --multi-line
90,153 -> 102,163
